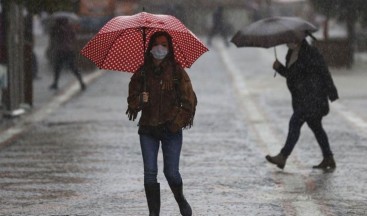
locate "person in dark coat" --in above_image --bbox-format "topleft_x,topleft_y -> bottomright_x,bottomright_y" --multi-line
49,18 -> 86,90
265,39 -> 339,170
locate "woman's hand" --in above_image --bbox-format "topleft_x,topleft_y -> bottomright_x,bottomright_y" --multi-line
141,92 -> 149,103
126,107 -> 138,121
273,60 -> 282,70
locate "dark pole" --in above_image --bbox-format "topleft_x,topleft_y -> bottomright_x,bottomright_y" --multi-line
141,26 -> 147,92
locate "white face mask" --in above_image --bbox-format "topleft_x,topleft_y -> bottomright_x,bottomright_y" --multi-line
150,45 -> 168,60
287,43 -> 298,50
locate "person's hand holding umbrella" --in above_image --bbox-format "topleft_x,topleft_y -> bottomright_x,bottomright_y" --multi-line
141,92 -> 149,103
272,59 -> 283,71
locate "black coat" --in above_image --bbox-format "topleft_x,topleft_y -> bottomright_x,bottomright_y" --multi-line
275,40 -> 339,117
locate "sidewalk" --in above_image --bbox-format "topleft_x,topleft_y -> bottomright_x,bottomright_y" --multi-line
0,34 -> 105,148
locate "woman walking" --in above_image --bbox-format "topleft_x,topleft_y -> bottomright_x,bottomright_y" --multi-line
266,39 -> 339,170
126,31 -> 197,216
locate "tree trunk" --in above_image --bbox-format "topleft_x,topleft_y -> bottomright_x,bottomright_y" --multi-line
2,0 -> 26,116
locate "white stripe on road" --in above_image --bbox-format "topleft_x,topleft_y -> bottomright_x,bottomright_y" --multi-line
218,45 -> 284,154
332,102 -> 367,133
217,43 -> 326,216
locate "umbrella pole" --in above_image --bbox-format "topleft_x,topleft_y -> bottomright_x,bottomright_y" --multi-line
274,47 -> 278,60
273,47 -> 277,77
142,27 -> 147,92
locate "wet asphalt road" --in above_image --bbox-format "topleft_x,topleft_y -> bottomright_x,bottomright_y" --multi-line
0,39 -> 367,216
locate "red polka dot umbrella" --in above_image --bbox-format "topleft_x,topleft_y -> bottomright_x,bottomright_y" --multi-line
80,12 -> 209,73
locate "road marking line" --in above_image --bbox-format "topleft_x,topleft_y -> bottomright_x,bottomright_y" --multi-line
332,102 -> 367,133
217,43 -> 326,216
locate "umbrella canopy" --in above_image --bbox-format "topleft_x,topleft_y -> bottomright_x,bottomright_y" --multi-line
231,16 -> 318,48
80,12 -> 208,73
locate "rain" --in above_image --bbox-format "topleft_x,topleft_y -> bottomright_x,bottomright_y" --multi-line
0,0 -> 367,215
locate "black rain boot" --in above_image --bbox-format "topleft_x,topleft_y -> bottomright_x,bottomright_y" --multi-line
170,183 -> 192,216
144,183 -> 160,216
266,153 -> 287,169
73,70 -> 86,91
313,156 -> 336,170
78,77 -> 86,91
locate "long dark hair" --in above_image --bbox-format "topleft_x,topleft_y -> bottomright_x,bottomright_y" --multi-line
144,31 -> 175,65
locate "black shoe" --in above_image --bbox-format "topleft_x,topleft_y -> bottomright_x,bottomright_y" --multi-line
313,156 -> 336,170
266,153 -> 287,169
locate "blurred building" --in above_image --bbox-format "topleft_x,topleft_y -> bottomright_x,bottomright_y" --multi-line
138,0 -> 251,35
78,0 -> 116,32
76,0 -> 310,36
137,0 -> 310,35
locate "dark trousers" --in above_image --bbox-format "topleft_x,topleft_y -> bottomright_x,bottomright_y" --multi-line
281,112 -> 333,158
139,128 -> 183,186
52,51 -> 83,86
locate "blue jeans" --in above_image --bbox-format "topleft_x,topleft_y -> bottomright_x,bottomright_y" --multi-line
140,128 -> 183,186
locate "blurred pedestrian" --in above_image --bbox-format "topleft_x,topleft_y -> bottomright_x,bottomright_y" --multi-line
207,6 -> 230,47
266,38 -> 339,170
32,52 -> 39,80
126,31 -> 197,216
24,12 -> 39,80
49,17 -> 85,90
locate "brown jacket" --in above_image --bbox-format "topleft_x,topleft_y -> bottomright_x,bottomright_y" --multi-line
127,60 -> 197,132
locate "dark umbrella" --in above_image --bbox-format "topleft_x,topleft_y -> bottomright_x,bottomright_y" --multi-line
231,16 -> 318,76
231,16 -> 318,49
47,11 -> 80,33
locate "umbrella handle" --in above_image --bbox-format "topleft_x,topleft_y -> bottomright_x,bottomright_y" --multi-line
141,69 -> 147,92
